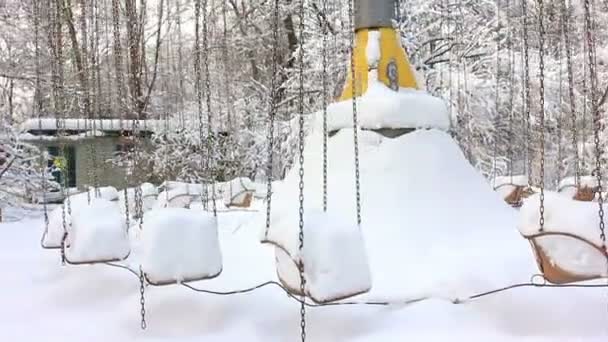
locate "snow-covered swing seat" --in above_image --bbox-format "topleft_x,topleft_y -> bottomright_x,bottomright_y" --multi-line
63,197 -> 131,264
139,207 -> 222,286
41,186 -> 122,250
557,176 -> 599,202
519,192 -> 608,284
262,208 -> 371,304
493,175 -> 534,208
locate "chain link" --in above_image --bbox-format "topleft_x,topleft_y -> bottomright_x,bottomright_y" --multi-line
33,0 -> 50,242
139,265 -> 147,330
322,0 -> 329,213
202,0 -> 217,216
348,0 -> 362,226
492,0 -> 501,184
584,0 -> 606,248
521,0 -> 532,187
537,0 -> 546,231
297,0 -> 307,339
194,0 -> 206,209
560,0 -> 580,187
265,0 -> 280,236
506,0 -> 514,180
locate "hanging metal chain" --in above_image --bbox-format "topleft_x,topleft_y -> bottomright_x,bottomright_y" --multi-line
492,0 -> 501,185
265,0 -> 280,237
348,0 -> 362,226
139,265 -> 147,330
584,0 -> 606,247
194,0 -> 206,210
297,0 -> 307,340
560,0 -> 580,187
322,0 -> 329,212
33,0 -> 50,238
556,8 -> 564,188
506,0 -> 515,181
537,0 -> 546,232
521,0 -> 532,187
202,0 -> 217,216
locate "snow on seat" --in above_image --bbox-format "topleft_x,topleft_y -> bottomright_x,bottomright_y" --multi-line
518,192 -> 608,284
41,186 -> 121,249
263,209 -> 371,303
154,187 -> 201,209
557,176 -> 598,202
140,208 -> 222,285
64,199 -> 130,264
222,177 -> 255,208
493,175 -> 533,208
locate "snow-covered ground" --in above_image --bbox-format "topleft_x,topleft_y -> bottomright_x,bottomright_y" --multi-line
2,126 -> 608,341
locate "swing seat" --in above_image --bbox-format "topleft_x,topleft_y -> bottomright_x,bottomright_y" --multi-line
223,178 -> 255,208
140,208 -> 222,286
558,176 -> 599,202
64,199 -> 130,264
262,209 -> 372,303
42,187 -> 121,249
41,205 -> 68,249
518,192 -> 608,284
493,175 -> 533,208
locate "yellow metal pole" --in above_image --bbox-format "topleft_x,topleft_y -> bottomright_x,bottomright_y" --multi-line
340,0 -> 419,101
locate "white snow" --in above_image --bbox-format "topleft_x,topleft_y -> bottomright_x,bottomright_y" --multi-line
42,187 -> 120,248
365,30 -> 381,68
558,176 -> 599,198
20,118 -> 168,133
140,208 -> 222,284
223,177 -> 255,207
118,183 -> 158,217
269,209 -> 372,303
493,175 -> 529,199
65,199 -> 130,263
41,205 -> 67,248
518,192 -> 608,278
4,114 -> 608,340
327,81 -> 450,132
265,112 -> 528,302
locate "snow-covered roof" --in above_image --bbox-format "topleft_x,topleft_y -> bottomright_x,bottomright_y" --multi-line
21,118 -> 165,134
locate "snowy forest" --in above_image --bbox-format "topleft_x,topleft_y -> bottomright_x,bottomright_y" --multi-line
1,0 -> 607,200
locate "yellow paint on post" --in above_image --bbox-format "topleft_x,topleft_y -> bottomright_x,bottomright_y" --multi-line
339,28 -> 419,101
339,30 -> 369,101
378,28 -> 419,90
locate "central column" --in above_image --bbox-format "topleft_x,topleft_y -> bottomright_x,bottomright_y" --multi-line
340,0 -> 419,101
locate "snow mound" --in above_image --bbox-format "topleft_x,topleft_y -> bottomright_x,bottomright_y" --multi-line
265,119 -> 529,300
65,199 -> 130,263
141,208 -> 222,285
519,192 -> 608,279
327,81 -> 449,132
267,209 -> 372,303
